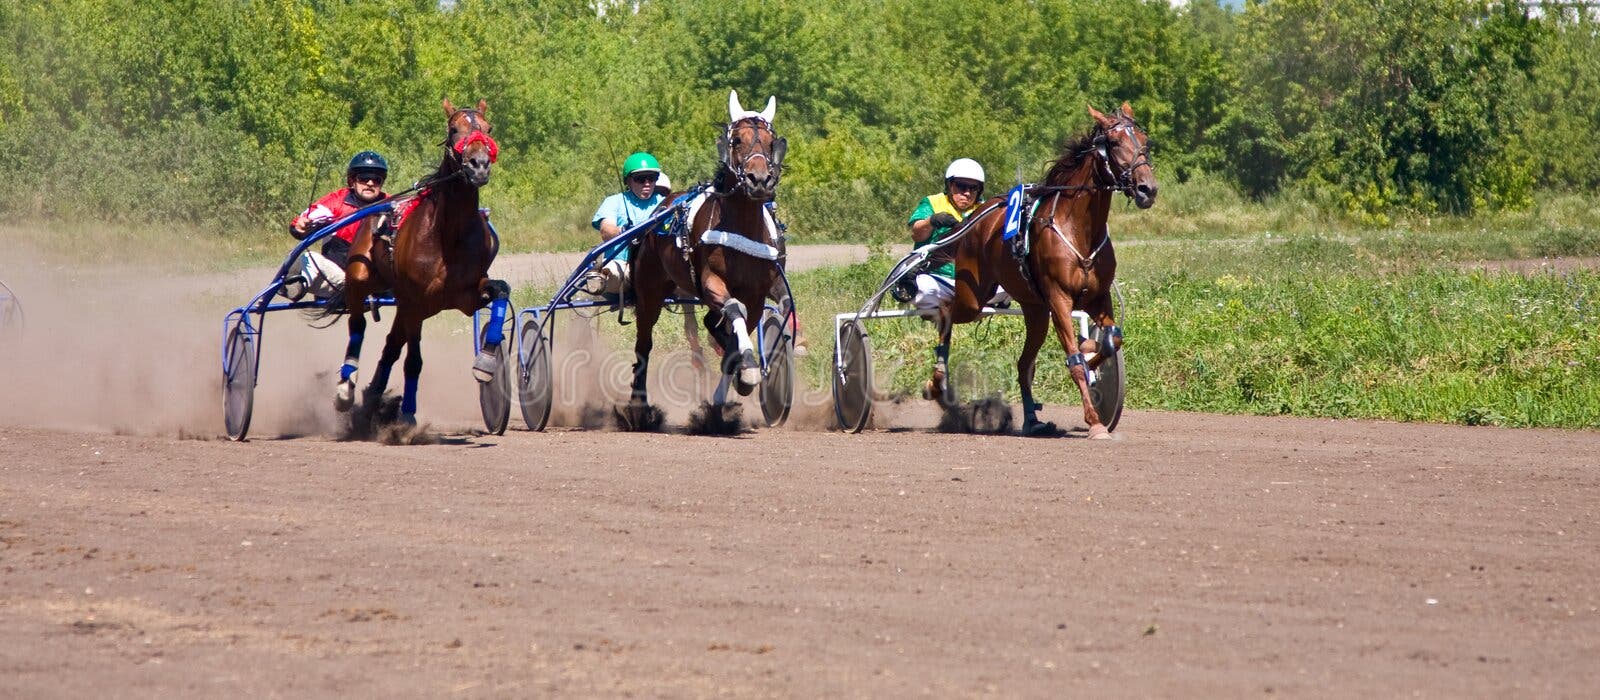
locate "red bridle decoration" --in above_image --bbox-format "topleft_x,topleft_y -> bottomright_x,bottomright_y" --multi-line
453,131 -> 499,163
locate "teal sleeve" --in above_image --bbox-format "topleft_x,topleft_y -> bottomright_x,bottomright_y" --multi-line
592,193 -> 621,231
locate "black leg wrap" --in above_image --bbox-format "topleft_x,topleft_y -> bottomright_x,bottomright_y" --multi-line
486,279 -> 511,301
1100,325 -> 1122,352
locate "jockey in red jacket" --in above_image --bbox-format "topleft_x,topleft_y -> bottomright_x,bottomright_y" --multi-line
281,151 -> 390,300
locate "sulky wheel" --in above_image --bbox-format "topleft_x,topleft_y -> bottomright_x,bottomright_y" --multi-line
223,317 -> 260,441
0,281 -> 23,341
517,316 -> 554,432
831,319 -> 873,433
758,309 -> 794,428
1090,342 -> 1126,432
478,324 -> 512,435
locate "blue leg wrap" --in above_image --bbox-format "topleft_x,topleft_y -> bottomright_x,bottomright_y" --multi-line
340,361 -> 358,382
401,375 -> 419,415
484,298 -> 508,347
1105,325 -> 1122,352
1066,353 -> 1086,369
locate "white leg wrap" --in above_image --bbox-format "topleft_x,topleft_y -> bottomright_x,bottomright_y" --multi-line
724,300 -> 755,356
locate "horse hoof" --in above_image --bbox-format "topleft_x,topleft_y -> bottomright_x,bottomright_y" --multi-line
471,348 -> 500,383
1087,424 -> 1112,440
1022,420 -> 1058,437
334,380 -> 356,412
397,412 -> 418,427
737,367 -> 761,394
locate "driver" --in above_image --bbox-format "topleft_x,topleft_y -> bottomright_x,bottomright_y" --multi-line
906,158 -> 991,315
580,152 -> 666,297
281,151 -> 390,300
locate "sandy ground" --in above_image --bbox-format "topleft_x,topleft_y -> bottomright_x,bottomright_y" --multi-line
2,240 -> 1598,697
1,410 -> 1597,698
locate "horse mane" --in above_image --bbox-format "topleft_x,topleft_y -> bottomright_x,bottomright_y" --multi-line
1041,123 -> 1106,187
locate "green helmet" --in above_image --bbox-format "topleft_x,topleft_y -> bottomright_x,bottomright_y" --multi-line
621,152 -> 661,181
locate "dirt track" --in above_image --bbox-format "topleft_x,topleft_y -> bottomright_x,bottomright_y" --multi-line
3,408 -> 1597,697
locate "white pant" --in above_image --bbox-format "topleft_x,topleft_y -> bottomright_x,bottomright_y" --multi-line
912,274 -> 1011,314
598,259 -> 629,294
295,251 -> 346,299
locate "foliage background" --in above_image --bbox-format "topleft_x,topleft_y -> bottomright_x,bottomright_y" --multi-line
0,0 -> 1595,243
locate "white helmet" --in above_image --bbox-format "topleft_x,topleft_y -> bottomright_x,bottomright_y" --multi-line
655,172 -> 672,190
944,158 -> 986,184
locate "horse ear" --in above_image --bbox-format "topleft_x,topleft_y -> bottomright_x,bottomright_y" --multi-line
1087,103 -> 1111,126
729,90 -> 744,122
760,96 -> 776,124
442,97 -> 456,116
1120,101 -> 1134,119
477,99 -> 488,115
717,133 -> 731,164
772,136 -> 787,164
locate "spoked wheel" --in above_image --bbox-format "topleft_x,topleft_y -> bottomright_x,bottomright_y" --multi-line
223,317 -> 260,441
478,324 -> 512,436
758,310 -> 794,428
1090,346 -> 1126,432
517,316 -> 554,431
831,320 -> 873,433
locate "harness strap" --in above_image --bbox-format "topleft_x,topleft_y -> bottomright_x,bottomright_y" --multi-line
702,229 -> 779,260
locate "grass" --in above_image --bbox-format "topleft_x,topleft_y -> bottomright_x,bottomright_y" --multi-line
785,221 -> 1600,430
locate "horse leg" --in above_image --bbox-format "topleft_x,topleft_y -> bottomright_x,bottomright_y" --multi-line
364,319 -> 407,410
400,318 -> 425,425
472,279 -> 511,382
1017,303 -> 1056,435
338,243 -> 377,412
1044,291 -> 1108,439
683,306 -> 707,372
700,276 -> 760,396
922,309 -> 957,407
1082,293 -> 1121,371
336,308 -> 366,412
629,296 -> 664,406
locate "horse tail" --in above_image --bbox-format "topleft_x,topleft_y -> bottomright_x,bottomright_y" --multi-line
299,282 -> 348,329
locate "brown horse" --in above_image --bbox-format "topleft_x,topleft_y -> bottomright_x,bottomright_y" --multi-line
335,98 -> 508,424
938,102 -> 1156,438
626,91 -> 787,419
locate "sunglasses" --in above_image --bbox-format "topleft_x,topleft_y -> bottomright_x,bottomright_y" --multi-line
630,174 -> 657,185
948,181 -> 981,194
352,172 -> 386,185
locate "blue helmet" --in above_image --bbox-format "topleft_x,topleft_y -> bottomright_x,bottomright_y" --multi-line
346,151 -> 389,178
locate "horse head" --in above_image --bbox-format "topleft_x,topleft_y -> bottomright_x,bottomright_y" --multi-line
718,90 -> 786,201
442,98 -> 498,188
1088,102 -> 1157,209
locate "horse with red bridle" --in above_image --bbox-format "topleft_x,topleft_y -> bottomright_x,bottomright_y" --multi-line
334,98 -> 510,426
624,91 -> 788,425
936,102 -> 1157,438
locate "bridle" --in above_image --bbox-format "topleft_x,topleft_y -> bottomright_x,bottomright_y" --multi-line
1092,118 -> 1150,197
1030,117 -> 1152,270
717,117 -> 784,197
443,109 -> 499,165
